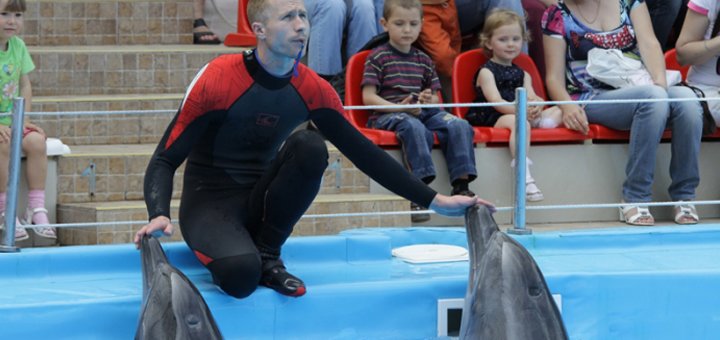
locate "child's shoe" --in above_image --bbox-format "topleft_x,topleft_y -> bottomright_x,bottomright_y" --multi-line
512,158 -> 544,202
0,214 -> 28,241
24,207 -> 56,240
410,202 -> 431,223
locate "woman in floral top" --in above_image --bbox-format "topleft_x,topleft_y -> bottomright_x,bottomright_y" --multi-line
542,0 -> 703,226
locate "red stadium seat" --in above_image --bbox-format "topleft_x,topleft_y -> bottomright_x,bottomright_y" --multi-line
451,49 -> 590,144
224,0 -> 257,47
664,48 -> 689,81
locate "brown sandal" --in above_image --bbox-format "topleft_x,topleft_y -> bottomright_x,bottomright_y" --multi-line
193,18 -> 221,45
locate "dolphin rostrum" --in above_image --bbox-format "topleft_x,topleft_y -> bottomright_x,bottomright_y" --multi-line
135,235 -> 223,340
459,206 -> 568,340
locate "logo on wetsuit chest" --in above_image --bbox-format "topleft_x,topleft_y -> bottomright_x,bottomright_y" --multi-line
256,113 -> 280,127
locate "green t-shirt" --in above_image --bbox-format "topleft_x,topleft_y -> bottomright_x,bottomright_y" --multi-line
0,36 -> 35,125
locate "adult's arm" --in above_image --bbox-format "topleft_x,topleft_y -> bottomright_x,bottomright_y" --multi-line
311,108 -> 491,215
311,108 -> 436,207
676,9 -> 715,66
543,34 -> 589,134
631,2 -> 666,88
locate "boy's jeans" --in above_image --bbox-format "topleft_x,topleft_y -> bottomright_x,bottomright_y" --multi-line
369,108 -> 477,184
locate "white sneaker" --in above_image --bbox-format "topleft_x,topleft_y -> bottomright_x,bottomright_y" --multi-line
24,207 -> 56,240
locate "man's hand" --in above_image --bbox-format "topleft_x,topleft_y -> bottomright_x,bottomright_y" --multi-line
134,215 -> 174,249
428,194 -> 496,217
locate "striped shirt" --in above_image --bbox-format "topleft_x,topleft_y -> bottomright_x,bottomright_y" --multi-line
361,43 -> 441,112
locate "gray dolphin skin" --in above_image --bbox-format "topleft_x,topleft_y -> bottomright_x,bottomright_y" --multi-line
135,235 -> 223,340
459,206 -> 568,340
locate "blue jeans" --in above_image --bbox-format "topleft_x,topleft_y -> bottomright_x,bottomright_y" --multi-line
584,85 -> 702,203
305,0 -> 381,76
369,109 -> 477,183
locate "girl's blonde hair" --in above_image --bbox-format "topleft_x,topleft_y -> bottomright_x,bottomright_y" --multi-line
478,9 -> 529,57
2,0 -> 26,12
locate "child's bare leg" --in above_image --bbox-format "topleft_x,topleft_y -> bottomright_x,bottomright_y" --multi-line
496,115 -> 543,201
494,115 -> 532,158
22,132 -> 51,228
23,132 -> 47,191
537,106 -> 562,129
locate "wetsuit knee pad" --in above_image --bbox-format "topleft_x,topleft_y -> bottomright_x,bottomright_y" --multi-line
207,254 -> 262,298
286,130 -> 328,174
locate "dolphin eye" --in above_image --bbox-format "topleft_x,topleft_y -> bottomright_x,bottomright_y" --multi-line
186,314 -> 201,328
528,286 -> 542,297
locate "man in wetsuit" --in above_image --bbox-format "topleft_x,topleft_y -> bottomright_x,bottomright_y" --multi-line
134,0 -> 492,299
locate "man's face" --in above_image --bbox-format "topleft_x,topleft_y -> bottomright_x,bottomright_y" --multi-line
256,0 -> 309,60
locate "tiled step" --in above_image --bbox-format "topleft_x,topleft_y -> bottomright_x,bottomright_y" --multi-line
29,45 -> 242,96
33,94 -> 179,146
57,143 -> 370,204
23,0 -> 195,46
57,193 -> 411,245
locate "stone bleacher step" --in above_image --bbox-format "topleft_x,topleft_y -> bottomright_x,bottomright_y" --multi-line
23,0 -> 196,47
57,142 -> 370,205
34,93 -> 181,146
29,45 -> 243,97
57,193 -> 411,246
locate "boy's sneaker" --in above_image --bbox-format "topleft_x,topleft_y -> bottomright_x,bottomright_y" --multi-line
451,187 -> 476,197
411,202 -> 431,223
24,207 -> 56,239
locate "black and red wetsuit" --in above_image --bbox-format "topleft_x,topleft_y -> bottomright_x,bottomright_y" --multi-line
144,50 -> 437,297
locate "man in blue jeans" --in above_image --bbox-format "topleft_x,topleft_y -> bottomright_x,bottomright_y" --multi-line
304,0 -> 384,79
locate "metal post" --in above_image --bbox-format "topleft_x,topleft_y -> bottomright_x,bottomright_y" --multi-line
508,88 -> 531,235
0,98 -> 25,252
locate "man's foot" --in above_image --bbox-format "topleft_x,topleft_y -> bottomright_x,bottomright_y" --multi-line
411,202 -> 431,223
259,259 -> 306,297
193,18 -> 221,44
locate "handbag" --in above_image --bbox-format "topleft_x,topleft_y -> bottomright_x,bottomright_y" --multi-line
586,48 -> 682,88
680,82 -> 717,136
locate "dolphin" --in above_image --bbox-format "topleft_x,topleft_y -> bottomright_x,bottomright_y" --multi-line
135,235 -> 223,340
459,206 -> 568,340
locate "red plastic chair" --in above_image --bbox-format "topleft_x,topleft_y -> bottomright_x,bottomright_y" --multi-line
224,0 -> 257,47
344,50 -> 443,146
664,48 -> 689,81
451,49 -> 590,143
345,51 -> 399,146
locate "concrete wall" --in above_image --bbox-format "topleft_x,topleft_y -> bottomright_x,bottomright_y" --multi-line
371,141 -> 720,225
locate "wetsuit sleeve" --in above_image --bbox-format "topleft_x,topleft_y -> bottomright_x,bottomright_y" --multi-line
144,64 -> 217,220
310,109 -> 437,207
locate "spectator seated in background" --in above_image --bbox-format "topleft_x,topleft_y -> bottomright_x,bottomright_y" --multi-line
305,0 -> 384,80
362,0 -> 477,222
467,9 -> 562,202
675,0 -> 720,127
542,0 -> 703,226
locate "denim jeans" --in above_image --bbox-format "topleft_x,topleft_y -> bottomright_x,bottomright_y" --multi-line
305,0 -> 381,76
584,85 -> 702,202
369,109 -> 477,183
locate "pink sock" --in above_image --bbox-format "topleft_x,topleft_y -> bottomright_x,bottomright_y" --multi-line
27,190 -> 49,225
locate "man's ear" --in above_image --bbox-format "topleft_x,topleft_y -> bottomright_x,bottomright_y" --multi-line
252,22 -> 265,40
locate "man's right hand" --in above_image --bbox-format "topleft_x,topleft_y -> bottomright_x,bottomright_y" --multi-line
134,216 -> 174,249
